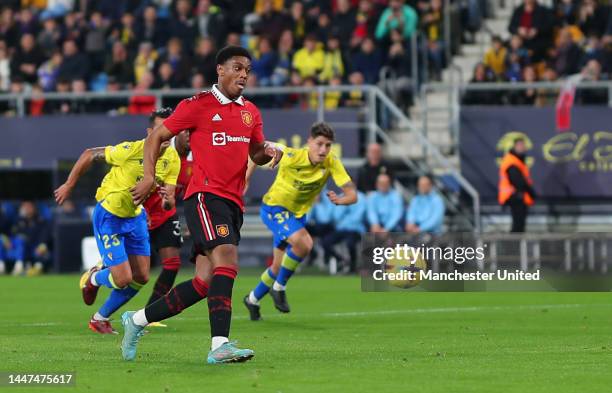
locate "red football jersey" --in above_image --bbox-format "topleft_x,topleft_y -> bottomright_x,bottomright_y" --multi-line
163,85 -> 265,210
144,156 -> 193,230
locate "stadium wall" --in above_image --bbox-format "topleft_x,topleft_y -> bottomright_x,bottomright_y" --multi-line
460,106 -> 612,202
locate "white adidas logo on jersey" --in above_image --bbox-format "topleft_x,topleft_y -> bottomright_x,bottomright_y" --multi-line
212,113 -> 222,122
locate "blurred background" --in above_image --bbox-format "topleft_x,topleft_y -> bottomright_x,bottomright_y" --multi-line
0,0 -> 610,277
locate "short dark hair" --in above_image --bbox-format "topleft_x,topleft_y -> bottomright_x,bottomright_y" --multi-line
215,45 -> 251,65
513,137 -> 525,146
149,107 -> 173,126
310,122 -> 335,141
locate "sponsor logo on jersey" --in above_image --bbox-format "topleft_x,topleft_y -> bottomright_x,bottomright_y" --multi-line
212,113 -> 222,122
212,132 -> 251,146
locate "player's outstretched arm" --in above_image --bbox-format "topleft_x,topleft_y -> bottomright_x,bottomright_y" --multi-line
249,141 -> 283,167
327,182 -> 358,206
54,147 -> 106,205
131,124 -> 174,205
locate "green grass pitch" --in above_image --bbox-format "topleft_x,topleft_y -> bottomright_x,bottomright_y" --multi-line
1,271 -> 612,392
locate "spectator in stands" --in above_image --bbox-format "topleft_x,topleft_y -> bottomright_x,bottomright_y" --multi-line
288,1 -> 307,46
405,175 -> 445,235
319,35 -> 345,83
0,8 -> 18,47
350,36 -> 383,84
16,8 -> 38,37
357,142 -> 394,193
535,67 -> 558,106
62,12 -> 85,49
578,0 -> 609,38
508,65 -> 538,105
191,73 -> 205,89
270,29 -> 294,87
72,79 -> 93,111
421,0 -> 444,80
387,30 -> 412,89
57,39 -> 89,82
10,201 -> 51,276
136,6 -> 167,49
171,0 -> 197,51
153,61 -> 179,89
193,37 -> 217,86
484,35 -> 507,78
463,63 -> 499,105
128,71 -> 155,114
104,41 -> 134,88
156,38 -> 191,88
580,35 -> 607,70
0,44 -> 10,92
293,34 -> 325,79
29,84 -> 46,116
313,12 -> 333,43
37,51 -> 62,92
353,0 -> 380,43
253,0 -> 289,44
553,28 -> 582,77
225,32 -> 241,47
577,59 -> 608,105
322,190 -> 367,273
11,33 -> 44,85
112,12 -> 138,55
196,0 -> 227,48
375,0 -> 418,41
498,137 -> 535,233
252,36 -> 278,86
133,41 -> 157,86
344,71 -> 365,107
505,35 -> 530,81
554,0 -> 578,26
333,0 -> 357,45
367,173 -> 404,233
49,77 -> 72,114
37,17 -> 62,58
508,0 -> 554,62
84,12 -> 108,73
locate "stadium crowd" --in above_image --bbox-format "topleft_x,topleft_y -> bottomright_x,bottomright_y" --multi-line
464,0 -> 611,105
0,0 -> 458,116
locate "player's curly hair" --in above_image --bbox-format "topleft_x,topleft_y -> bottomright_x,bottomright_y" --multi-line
216,45 -> 252,65
310,122 -> 335,141
149,107 -> 173,126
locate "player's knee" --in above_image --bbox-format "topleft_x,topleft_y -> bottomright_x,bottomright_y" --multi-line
300,234 -> 314,254
132,271 -> 149,285
112,272 -> 133,288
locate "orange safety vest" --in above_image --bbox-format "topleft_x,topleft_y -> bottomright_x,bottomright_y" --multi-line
498,152 -> 534,206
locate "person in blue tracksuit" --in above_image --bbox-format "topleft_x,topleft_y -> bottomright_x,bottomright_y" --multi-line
405,175 -> 445,235
366,173 -> 404,233
322,191 -> 367,272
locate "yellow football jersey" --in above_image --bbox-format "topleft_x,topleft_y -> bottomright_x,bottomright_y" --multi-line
95,140 -> 180,218
262,146 -> 352,217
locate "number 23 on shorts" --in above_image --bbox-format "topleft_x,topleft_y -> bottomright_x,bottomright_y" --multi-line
102,234 -> 120,249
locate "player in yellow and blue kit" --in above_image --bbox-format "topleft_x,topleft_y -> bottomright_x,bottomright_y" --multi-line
54,109 -> 181,334
243,122 -> 357,320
